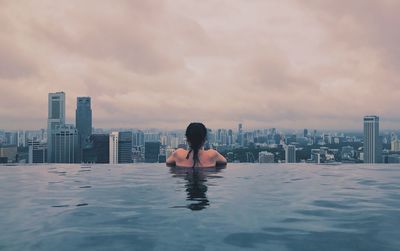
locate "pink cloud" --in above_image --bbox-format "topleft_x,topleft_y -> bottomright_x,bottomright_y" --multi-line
0,0 -> 399,130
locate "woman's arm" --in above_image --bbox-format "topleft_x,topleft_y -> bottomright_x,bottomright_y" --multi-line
214,150 -> 227,167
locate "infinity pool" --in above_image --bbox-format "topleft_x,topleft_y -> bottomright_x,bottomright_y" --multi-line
0,164 -> 399,250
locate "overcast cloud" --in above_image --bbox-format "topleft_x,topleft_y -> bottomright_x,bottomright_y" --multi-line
0,0 -> 399,130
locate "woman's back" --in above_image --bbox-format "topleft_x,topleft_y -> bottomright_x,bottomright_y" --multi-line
167,148 -> 226,168
166,122 -> 227,168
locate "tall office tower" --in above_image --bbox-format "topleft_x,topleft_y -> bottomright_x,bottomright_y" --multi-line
237,123 -> 243,146
206,129 -> 215,146
133,130 -> 145,146
53,124 -> 79,163
47,92 -> 65,163
17,130 -> 26,147
285,145 -> 296,163
228,129 -> 233,145
109,132 -> 119,164
363,115 -> 382,163
76,97 -> 92,150
118,131 -> 133,163
28,139 -> 47,163
217,129 -> 228,145
144,132 -> 160,143
4,132 -> 17,145
304,129 -> 308,138
82,134 -> 109,164
145,142 -> 160,163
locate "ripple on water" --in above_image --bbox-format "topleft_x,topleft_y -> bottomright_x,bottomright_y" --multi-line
52,205 -> 69,208
224,228 -> 398,251
312,200 -> 355,210
48,181 -> 63,184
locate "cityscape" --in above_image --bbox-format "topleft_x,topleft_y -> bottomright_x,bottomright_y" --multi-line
1,1 -> 400,250
1,92 -> 399,165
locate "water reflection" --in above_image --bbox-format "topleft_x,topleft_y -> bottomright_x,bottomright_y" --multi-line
170,167 -> 223,211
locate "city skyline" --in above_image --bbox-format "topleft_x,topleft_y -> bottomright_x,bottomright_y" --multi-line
1,1 -> 400,130
1,91 -> 399,164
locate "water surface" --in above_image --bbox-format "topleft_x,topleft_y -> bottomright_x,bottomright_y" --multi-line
0,164 -> 399,250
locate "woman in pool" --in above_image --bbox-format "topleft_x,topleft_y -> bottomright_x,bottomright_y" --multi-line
166,122 -> 227,168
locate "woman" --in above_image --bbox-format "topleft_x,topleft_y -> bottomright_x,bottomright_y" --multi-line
166,122 -> 227,168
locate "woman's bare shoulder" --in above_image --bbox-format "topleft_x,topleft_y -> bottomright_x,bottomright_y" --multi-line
205,149 -> 219,156
175,148 -> 187,153
173,148 -> 188,157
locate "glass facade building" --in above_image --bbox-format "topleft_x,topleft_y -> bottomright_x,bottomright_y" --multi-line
47,92 -> 65,163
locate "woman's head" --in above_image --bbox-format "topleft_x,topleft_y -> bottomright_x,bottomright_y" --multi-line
185,122 -> 207,148
185,122 -> 207,167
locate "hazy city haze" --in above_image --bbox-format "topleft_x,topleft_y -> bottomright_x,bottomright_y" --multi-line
1,0 -> 400,130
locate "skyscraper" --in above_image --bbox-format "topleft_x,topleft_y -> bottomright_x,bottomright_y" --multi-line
133,130 -> 145,146
285,145 -> 296,163
52,124 -> 80,163
118,131 -> 133,163
363,115 -> 382,163
76,97 -> 92,151
145,142 -> 160,163
28,139 -> 47,163
109,132 -> 119,164
391,132 -> 400,152
237,123 -> 244,146
47,92 -> 65,163
82,134 -> 109,164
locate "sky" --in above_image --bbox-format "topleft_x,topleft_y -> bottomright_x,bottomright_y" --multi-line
0,0 -> 399,130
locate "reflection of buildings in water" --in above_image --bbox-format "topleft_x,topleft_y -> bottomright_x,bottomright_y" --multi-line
170,167 -> 224,211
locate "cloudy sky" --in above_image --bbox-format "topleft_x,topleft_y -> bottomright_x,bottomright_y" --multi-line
0,0 -> 399,130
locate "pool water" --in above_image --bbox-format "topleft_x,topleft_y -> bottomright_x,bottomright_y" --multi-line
0,164 -> 400,251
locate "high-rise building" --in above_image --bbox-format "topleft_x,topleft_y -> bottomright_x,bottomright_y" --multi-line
286,134 -> 297,145
145,142 -> 160,163
28,139 -> 47,163
47,92 -> 66,163
0,145 -> 18,163
82,134 -> 109,164
392,140 -> 400,152
4,132 -> 17,145
17,130 -> 26,147
285,145 -> 296,163
144,132 -> 160,143
109,132 -> 119,164
133,130 -> 145,146
237,123 -> 244,146
304,129 -> 308,138
76,97 -> 92,151
228,129 -> 233,145
341,146 -> 355,161
363,115 -> 382,163
118,131 -> 133,163
52,124 -> 79,163
391,133 -> 400,152
258,151 -> 274,163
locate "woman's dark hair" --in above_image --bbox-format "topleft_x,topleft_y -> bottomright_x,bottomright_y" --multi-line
185,122 -> 207,168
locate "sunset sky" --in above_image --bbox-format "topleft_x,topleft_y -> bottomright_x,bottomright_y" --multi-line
0,0 -> 399,130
